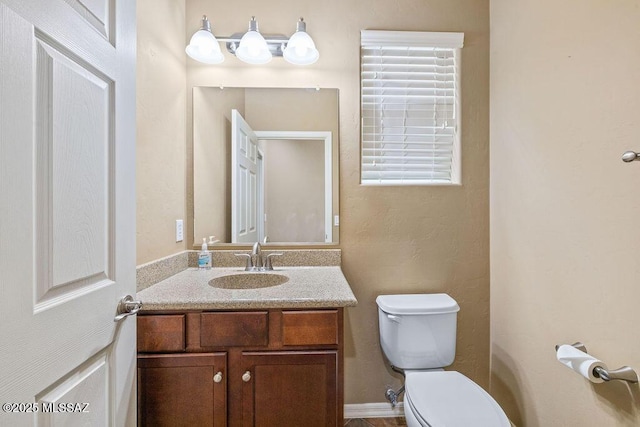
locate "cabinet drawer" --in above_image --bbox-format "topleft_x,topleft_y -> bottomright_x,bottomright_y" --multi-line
137,315 -> 185,352
282,310 -> 338,346
201,312 -> 268,347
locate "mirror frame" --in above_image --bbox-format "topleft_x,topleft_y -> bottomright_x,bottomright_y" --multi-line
191,86 -> 340,249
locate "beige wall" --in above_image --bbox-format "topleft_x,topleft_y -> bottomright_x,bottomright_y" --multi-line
136,0 -> 187,264
184,0 -> 490,404
490,1 -> 640,425
264,139 -> 325,242
134,0 -> 488,404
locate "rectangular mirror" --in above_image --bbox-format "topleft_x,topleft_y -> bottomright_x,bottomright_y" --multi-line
193,87 -> 339,246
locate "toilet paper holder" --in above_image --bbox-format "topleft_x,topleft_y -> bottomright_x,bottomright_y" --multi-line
555,342 -> 639,384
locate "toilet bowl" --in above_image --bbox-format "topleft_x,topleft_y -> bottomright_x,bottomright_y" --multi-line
376,294 -> 509,427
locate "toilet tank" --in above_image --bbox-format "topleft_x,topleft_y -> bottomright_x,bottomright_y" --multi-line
376,294 -> 460,370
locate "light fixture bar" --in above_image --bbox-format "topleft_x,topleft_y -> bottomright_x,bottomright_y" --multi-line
216,34 -> 289,57
186,15 -> 319,65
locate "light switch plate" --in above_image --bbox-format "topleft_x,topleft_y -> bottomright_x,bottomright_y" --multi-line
176,219 -> 184,242
334,215 -> 340,226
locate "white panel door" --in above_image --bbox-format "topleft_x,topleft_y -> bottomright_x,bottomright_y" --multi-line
231,109 -> 259,243
0,0 -> 136,426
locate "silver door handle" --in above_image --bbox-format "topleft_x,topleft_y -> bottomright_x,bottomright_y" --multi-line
114,295 -> 142,322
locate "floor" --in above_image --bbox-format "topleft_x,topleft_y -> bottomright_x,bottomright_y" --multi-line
344,418 -> 407,426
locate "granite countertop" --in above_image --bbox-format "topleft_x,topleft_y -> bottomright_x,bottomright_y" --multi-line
137,266 -> 358,311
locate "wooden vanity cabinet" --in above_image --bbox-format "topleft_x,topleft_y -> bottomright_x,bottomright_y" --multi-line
239,350 -> 338,426
137,308 -> 344,427
137,353 -> 227,426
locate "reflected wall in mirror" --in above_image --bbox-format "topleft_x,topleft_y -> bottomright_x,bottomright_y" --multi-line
193,87 -> 339,246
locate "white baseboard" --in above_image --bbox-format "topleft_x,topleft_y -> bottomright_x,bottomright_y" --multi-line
344,402 -> 404,419
344,402 -> 516,427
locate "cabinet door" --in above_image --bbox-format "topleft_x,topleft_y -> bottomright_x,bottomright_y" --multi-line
138,353 -> 227,427
241,351 -> 338,427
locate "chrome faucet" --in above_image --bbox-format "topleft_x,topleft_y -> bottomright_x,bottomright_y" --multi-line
235,242 -> 282,271
252,242 -> 263,270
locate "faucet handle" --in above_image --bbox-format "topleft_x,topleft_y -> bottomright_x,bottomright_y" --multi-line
234,253 -> 252,271
264,253 -> 283,270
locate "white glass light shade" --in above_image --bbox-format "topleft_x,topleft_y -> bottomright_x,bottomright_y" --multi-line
236,30 -> 272,64
186,29 -> 224,64
283,30 -> 319,65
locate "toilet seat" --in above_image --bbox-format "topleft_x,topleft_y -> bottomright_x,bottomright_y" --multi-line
404,371 -> 510,427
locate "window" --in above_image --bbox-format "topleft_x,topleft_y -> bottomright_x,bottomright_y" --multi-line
361,30 -> 464,185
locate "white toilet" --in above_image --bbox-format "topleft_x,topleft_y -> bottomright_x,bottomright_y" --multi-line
377,293 -> 510,427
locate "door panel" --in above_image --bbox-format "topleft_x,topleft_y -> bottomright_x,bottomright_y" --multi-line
0,1 -> 136,425
61,0 -> 113,41
34,33 -> 114,307
36,352 -> 110,426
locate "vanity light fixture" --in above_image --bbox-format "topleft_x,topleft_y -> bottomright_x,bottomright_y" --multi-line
235,17 -> 272,64
283,18 -> 319,65
186,15 -> 319,66
185,15 -> 224,64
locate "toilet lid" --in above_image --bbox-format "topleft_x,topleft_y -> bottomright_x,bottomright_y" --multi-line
405,371 -> 509,427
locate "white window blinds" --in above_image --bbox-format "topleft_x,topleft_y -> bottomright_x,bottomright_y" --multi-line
361,30 -> 464,185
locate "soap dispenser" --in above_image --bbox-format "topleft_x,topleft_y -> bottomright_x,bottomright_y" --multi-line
198,238 -> 212,270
